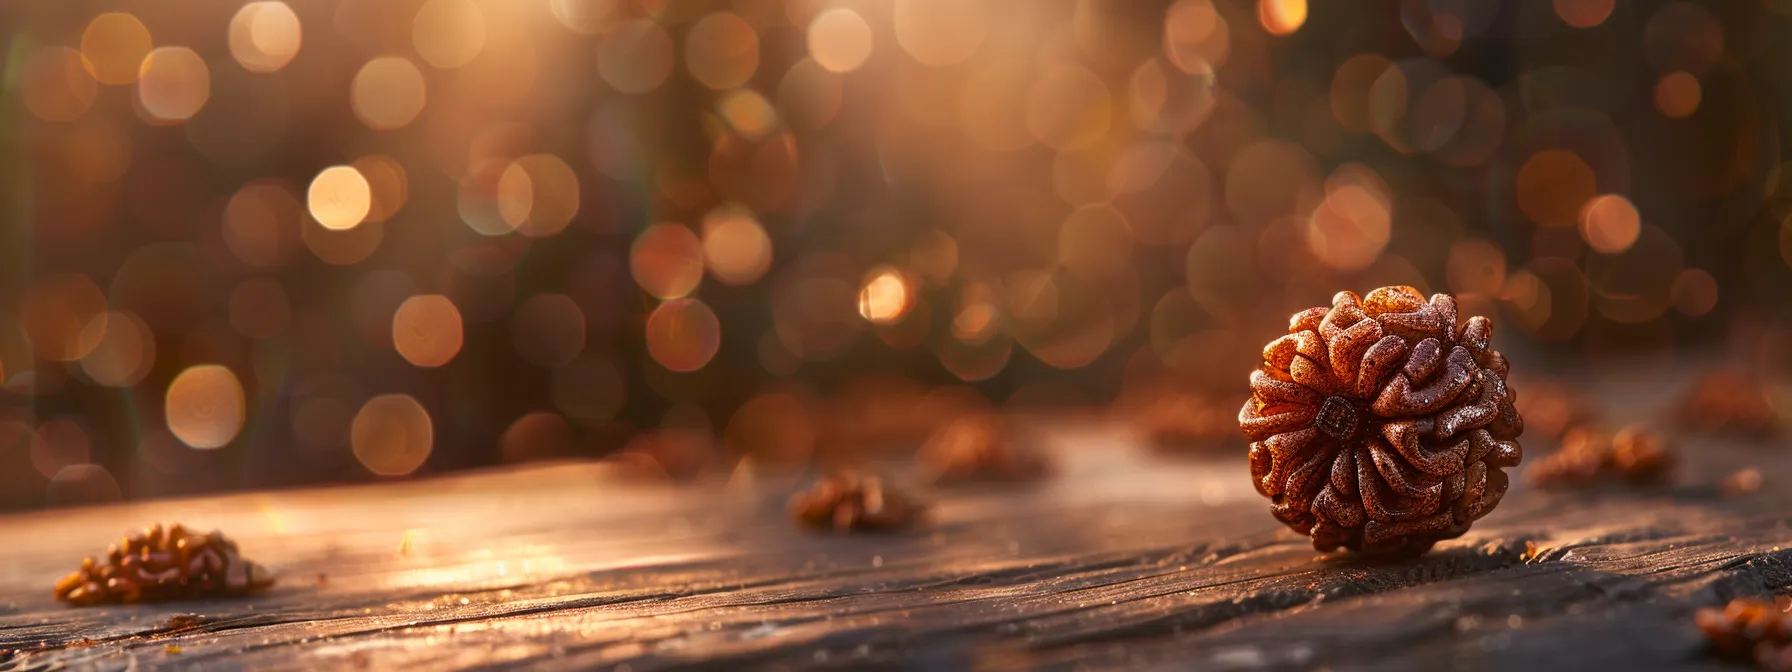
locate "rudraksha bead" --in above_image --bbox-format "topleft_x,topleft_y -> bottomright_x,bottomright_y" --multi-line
1238,287 -> 1523,555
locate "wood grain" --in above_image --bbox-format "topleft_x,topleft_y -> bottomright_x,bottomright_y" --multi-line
0,413 -> 1788,671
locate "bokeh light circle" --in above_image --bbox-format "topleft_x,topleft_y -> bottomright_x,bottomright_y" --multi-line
1555,0 -> 1615,28
1516,148 -> 1597,229
631,223 -> 706,299
137,47 -> 211,122
23,274 -> 108,362
229,2 -> 303,73
858,267 -> 913,325
497,154 -> 581,237
686,13 -> 759,90
1654,71 -> 1701,119
352,57 -> 428,130
308,165 -> 373,231
646,298 -> 721,372
1258,0 -> 1307,36
808,8 -> 873,73
702,205 -> 774,286
894,0 -> 988,67
81,13 -> 152,85
79,311 -> 155,387
413,0 -> 486,69
392,295 -> 465,368
165,365 -> 247,450
1579,194 -> 1641,254
1671,268 -> 1718,317
351,394 -> 434,476
23,47 -> 99,122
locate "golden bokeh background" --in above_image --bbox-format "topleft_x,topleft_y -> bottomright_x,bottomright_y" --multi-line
0,0 -> 1784,508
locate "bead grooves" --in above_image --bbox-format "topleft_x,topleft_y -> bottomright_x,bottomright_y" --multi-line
1239,286 -> 1524,555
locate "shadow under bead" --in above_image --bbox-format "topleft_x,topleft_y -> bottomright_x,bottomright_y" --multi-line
789,470 -> 923,533
54,523 -> 274,607
1238,287 -> 1524,556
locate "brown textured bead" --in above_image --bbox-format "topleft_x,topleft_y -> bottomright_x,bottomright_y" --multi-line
789,470 -> 922,533
1697,597 -> 1792,670
1238,287 -> 1523,555
53,523 -> 273,607
917,414 -> 1046,484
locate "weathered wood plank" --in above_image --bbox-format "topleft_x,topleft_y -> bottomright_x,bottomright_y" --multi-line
1,415 -> 1789,671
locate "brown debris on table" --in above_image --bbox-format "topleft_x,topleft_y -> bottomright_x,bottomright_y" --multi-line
164,613 -> 206,630
1528,425 -> 1677,488
1676,369 -> 1783,438
1610,426 -> 1675,485
1526,427 -> 1609,486
916,413 -> 1047,484
789,470 -> 923,533
1238,287 -> 1524,555
53,523 -> 274,607
1722,467 -> 1766,498
1697,597 -> 1792,670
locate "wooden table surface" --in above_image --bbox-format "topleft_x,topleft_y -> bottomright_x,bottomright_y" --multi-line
1,376 -> 1788,671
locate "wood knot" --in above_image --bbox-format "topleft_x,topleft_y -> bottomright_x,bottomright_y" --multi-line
1315,396 -> 1359,440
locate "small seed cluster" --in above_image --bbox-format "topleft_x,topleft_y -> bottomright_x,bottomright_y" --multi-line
54,523 -> 273,607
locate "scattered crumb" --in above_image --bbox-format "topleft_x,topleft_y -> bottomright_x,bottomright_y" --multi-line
398,530 -> 414,557
164,644 -> 182,655
1675,369 -> 1783,438
1721,467 -> 1764,498
1529,424 -> 1676,488
1698,597 -> 1792,668
1609,426 -> 1674,485
1521,541 -> 1542,563
316,572 -> 329,587
789,470 -> 923,533
165,613 -> 205,630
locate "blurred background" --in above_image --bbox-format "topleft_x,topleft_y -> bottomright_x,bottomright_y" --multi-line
0,0 -> 1782,510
